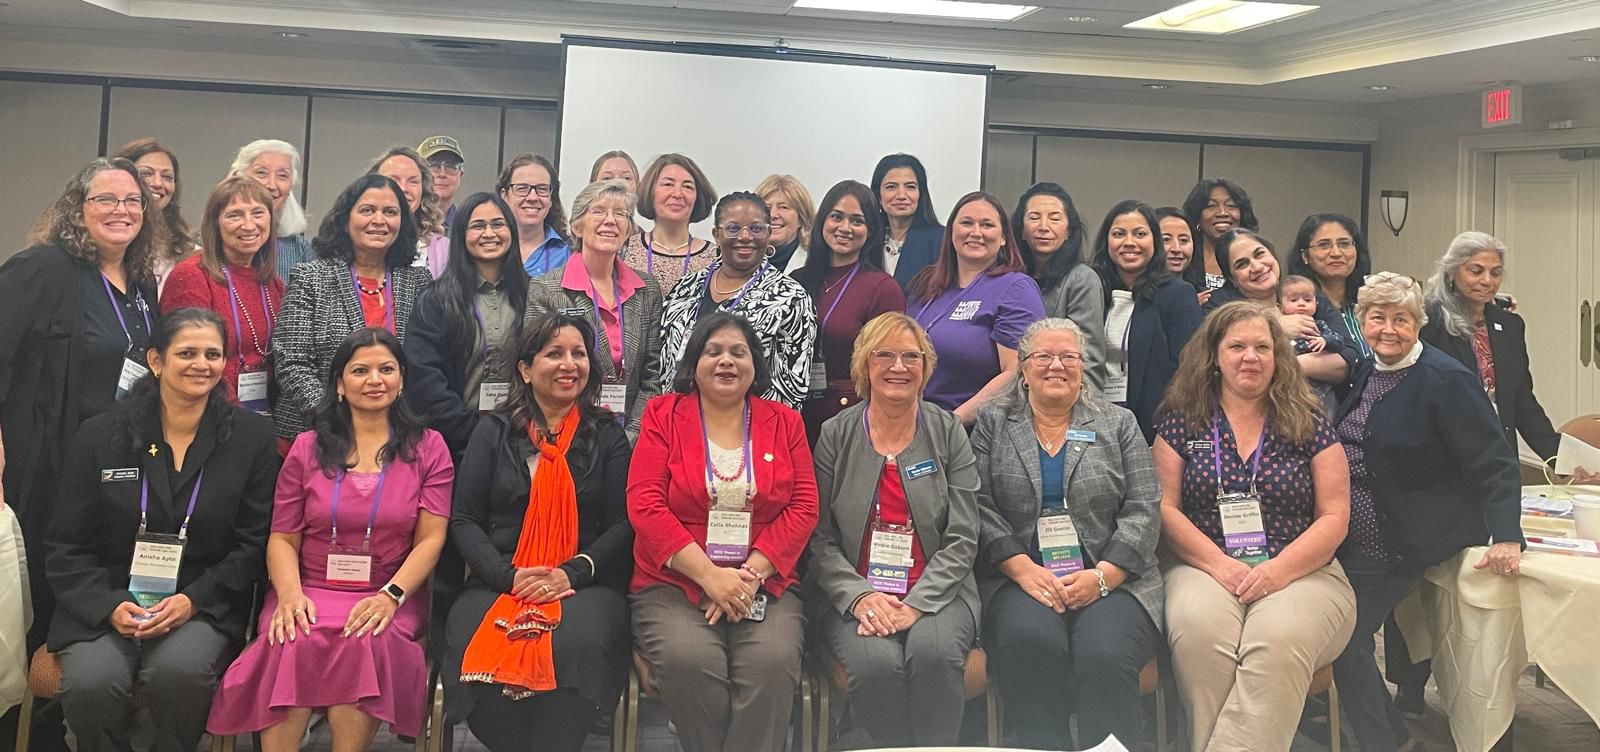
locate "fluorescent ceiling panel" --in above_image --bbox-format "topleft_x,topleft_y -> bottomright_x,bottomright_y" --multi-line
1125,1 -> 1319,34
792,0 -> 1038,22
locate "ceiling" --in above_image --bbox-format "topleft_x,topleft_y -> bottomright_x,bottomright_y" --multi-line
1,0 -> 1598,104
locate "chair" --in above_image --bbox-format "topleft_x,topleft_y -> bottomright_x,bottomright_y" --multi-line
814,645 -> 998,751
15,646 -> 233,752
1150,662 -> 1339,752
1558,415 -> 1600,452
617,651 -> 814,752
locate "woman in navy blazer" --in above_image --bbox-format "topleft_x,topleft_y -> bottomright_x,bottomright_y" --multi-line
1089,200 -> 1203,442
872,154 -> 945,291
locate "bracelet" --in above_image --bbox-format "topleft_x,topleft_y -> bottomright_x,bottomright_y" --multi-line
1091,567 -> 1110,598
575,553 -> 597,578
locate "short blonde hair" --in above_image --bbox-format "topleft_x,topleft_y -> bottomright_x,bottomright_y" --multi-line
569,179 -> 637,253
1356,271 -> 1428,326
850,312 -> 937,402
755,174 -> 816,250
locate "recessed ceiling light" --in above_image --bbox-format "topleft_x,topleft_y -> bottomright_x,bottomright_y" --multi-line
1144,82 -> 1173,90
1126,1 -> 1319,34
793,0 -> 1039,22
1065,15 -> 1098,23
1571,55 -> 1600,63
1365,84 -> 1393,91
277,31 -> 307,39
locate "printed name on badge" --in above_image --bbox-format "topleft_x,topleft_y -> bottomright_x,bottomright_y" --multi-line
101,468 -> 140,482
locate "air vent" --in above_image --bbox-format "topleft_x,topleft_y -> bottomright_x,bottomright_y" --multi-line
410,38 -> 503,54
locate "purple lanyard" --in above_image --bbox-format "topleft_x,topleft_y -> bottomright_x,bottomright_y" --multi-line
700,397 -> 753,507
861,402 -> 917,526
139,469 -> 204,541
646,232 -> 694,277
100,273 -> 151,351
349,267 -> 395,333
222,266 -> 274,368
819,264 -> 861,332
588,266 -> 626,373
1212,411 -> 1267,498
912,275 -> 983,333
706,261 -> 765,313
329,466 -> 390,549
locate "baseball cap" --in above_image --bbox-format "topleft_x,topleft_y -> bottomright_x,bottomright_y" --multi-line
418,135 -> 464,162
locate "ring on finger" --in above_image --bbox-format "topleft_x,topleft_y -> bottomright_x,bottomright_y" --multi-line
866,609 -> 876,619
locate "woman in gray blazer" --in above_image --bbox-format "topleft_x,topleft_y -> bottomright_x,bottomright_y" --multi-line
971,317 -> 1163,750
809,311 -> 981,747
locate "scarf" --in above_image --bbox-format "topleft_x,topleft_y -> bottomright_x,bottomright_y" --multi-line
459,408 -> 581,698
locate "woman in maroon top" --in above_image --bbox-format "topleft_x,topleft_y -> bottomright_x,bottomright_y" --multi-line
794,181 -> 906,441
161,176 -> 284,415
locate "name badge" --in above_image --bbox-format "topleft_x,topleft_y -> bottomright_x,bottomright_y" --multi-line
807,359 -> 828,399
559,306 -> 588,318
117,357 -> 150,399
101,468 -> 140,483
479,381 -> 510,413
598,382 -> 628,414
129,533 -> 184,608
1037,510 -> 1084,575
237,370 -> 270,415
326,548 -> 374,588
905,459 -> 938,480
867,523 -> 915,594
1219,494 -> 1270,566
1187,440 -> 1214,453
1102,368 -> 1129,404
950,300 -> 981,321
706,509 -> 751,563
1066,429 -> 1097,444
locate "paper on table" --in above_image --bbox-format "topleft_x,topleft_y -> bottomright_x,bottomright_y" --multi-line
1083,735 -> 1132,752
1555,432 -> 1600,476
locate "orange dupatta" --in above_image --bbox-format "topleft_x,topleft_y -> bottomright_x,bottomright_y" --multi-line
459,408 -> 581,697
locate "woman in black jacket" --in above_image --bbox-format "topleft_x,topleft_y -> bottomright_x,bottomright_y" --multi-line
45,308 -> 278,752
443,312 -> 633,752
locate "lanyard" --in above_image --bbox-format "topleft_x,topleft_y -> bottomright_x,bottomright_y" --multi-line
705,260 -> 765,314
646,232 -> 694,277
700,397 -> 753,507
349,267 -> 395,333
139,468 -> 204,540
222,266 -> 274,367
100,273 -> 151,351
588,266 -> 626,372
819,264 -> 861,332
912,275 -> 983,333
329,465 -> 390,549
1212,411 -> 1267,499
862,402 -> 918,527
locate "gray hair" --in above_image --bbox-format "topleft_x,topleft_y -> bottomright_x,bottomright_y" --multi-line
569,179 -> 638,252
1356,271 -> 1428,327
228,139 -> 307,237
990,317 -> 1103,415
1423,231 -> 1506,339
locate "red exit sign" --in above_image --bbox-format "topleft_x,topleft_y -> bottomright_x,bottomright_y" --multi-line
1482,83 -> 1523,128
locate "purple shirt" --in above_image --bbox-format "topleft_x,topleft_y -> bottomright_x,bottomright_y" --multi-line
912,271 -> 1044,410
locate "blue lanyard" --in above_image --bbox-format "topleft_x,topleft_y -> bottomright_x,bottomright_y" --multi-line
328,466 -> 390,549
646,232 -> 694,277
700,397 -> 753,507
139,469 -> 204,540
819,264 -> 861,332
222,266 -> 274,368
1212,411 -> 1267,499
349,267 -> 394,332
100,273 -> 151,351
588,264 -> 626,373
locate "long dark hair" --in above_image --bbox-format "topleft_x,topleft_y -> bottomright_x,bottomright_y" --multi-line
671,312 -> 772,397
1286,212 -> 1369,307
312,174 -> 420,269
1155,206 -> 1205,291
1181,177 -> 1260,247
870,153 -> 939,229
797,180 -> 885,296
1213,228 -> 1278,294
1012,182 -> 1087,291
114,308 -> 236,453
112,138 -> 193,265
422,192 -> 526,368
1091,199 -> 1173,304
311,328 -> 426,475
908,191 -> 1026,305
502,312 -> 608,438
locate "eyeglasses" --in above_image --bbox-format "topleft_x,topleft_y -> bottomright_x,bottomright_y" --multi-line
504,183 -> 551,198
428,161 -> 464,176
1024,351 -> 1083,367
585,206 -> 633,223
720,223 -> 771,238
870,350 -> 926,367
85,194 -> 146,212
1310,239 -> 1355,252
1364,272 -> 1416,289
466,219 -> 510,233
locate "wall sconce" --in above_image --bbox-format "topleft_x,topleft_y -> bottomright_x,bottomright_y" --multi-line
1380,190 -> 1409,236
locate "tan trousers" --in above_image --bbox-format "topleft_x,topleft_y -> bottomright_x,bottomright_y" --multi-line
1164,560 -> 1356,752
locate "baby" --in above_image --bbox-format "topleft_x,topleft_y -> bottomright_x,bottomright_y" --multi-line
1278,275 -> 1335,354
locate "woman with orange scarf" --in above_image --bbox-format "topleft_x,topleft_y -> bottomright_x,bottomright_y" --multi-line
443,312 -> 634,752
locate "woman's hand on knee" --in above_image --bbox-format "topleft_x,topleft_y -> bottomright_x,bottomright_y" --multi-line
343,595 -> 398,638
1000,555 -> 1067,614
270,591 -> 317,645
853,592 -> 905,637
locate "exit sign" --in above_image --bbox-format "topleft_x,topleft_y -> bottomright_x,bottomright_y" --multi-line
1482,83 -> 1523,128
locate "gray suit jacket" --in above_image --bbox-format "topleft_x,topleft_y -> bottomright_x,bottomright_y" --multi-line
1040,263 -> 1108,391
808,401 -> 981,621
970,397 -> 1164,625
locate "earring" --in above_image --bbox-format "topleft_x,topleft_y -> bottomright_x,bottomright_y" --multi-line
338,393 -> 345,403
764,245 -> 777,258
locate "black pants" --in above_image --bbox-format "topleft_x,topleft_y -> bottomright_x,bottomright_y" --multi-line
1383,615 -> 1432,688
1331,559 -> 1420,752
984,582 -> 1159,749
464,687 -> 596,752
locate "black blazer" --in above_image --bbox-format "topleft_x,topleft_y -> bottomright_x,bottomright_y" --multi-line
448,411 -> 635,595
1124,279 -> 1204,443
892,223 -> 945,292
404,285 -> 486,458
1421,304 -> 1560,460
44,405 -> 279,650
1334,345 -> 1525,571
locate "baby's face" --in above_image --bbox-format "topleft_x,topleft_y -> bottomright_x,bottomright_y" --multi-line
1279,285 -> 1318,316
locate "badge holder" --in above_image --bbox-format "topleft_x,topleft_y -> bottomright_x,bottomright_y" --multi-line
866,521 -> 915,594
598,376 -> 628,415
117,357 -> 150,399
478,381 -> 510,413
129,532 -> 185,608
1037,508 -> 1085,575
706,505 -> 752,564
807,357 -> 828,401
326,541 -> 376,588
1218,492 -> 1270,566
238,370 -> 271,416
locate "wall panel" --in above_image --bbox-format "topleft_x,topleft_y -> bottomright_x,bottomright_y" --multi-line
1034,136 -> 1202,243
0,81 -> 102,258
984,131 -> 1033,214
1201,144 -> 1364,250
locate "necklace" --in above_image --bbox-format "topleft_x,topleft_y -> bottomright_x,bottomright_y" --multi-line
237,285 -> 269,357
711,269 -> 754,297
885,236 -> 904,257
649,231 -> 692,254
1034,414 -> 1070,453
356,275 -> 387,296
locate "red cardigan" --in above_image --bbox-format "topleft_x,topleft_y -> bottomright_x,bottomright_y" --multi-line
627,392 -> 819,603
159,256 -> 285,402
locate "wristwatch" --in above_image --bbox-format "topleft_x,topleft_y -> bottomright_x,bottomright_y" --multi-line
381,582 -> 407,606
1091,568 -> 1110,598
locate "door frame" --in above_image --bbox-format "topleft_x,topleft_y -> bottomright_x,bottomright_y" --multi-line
1457,126 -> 1600,231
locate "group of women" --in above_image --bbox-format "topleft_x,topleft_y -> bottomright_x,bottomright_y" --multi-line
0,140 -> 1566,752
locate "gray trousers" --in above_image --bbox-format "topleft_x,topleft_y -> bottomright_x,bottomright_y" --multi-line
630,585 -> 806,752
57,620 -> 228,752
822,599 -> 975,747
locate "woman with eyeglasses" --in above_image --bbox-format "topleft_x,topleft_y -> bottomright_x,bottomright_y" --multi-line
113,138 -> 195,297
620,154 -> 719,294
971,318 -> 1162,749
1286,213 -> 1373,357
657,192 -> 817,410
497,153 -> 571,278
370,147 -> 449,279
808,312 -> 980,747
405,192 -> 527,456
526,180 -> 665,437
793,181 -> 905,441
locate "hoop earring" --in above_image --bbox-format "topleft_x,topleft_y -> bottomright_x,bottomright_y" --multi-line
764,245 -> 777,258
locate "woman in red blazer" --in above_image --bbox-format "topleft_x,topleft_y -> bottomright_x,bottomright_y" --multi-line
627,310 -> 818,752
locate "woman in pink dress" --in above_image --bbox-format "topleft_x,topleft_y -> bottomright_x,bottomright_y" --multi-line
207,326 -> 453,749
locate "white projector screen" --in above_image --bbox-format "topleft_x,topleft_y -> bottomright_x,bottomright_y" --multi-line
558,42 -> 989,235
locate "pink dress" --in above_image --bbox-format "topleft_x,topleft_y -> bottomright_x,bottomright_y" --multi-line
207,430 -> 454,736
